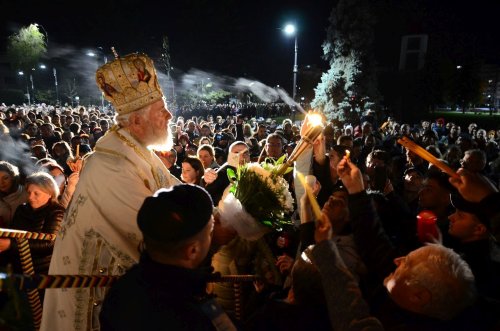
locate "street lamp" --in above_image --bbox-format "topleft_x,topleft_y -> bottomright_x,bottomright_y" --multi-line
87,48 -> 108,65
30,68 -> 36,104
38,63 -> 59,105
18,71 -> 31,105
53,68 -> 59,105
30,64 -> 48,104
283,23 -> 298,122
87,48 -> 108,108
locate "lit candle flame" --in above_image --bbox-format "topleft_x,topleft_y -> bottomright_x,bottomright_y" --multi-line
308,113 -> 323,127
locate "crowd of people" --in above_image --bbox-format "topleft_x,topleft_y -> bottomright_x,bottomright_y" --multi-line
0,51 -> 499,331
175,101 -> 293,120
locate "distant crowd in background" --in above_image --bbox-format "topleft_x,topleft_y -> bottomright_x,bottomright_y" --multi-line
1,102 -> 500,234
1,101 -> 500,330
176,102 -> 294,119
1,103 -> 498,186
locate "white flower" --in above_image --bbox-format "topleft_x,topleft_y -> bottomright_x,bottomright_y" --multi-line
223,160 -> 295,236
247,162 -> 271,179
269,176 -> 294,212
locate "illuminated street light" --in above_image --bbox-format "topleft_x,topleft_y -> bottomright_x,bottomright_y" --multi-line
53,68 -> 59,105
284,24 -> 296,35
283,22 -> 298,122
17,71 -> 31,104
87,48 -> 108,108
35,62 -> 59,105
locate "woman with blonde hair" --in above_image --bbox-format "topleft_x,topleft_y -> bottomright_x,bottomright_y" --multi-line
0,172 -> 64,274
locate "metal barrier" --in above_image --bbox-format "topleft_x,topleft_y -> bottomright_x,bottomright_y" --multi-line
0,228 -> 258,329
0,228 -> 56,331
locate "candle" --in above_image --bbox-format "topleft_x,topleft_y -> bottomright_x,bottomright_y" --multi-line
296,172 -> 322,220
275,113 -> 324,176
397,137 -> 458,178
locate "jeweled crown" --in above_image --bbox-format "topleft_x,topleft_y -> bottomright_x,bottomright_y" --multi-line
95,52 -> 164,114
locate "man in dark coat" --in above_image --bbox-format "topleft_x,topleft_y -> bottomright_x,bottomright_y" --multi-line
448,192 -> 500,300
335,157 -> 498,330
100,184 -> 236,331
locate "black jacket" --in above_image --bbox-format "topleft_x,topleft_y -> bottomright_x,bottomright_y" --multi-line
10,200 -> 64,274
204,164 -> 235,206
455,239 -> 500,301
100,254 -> 217,331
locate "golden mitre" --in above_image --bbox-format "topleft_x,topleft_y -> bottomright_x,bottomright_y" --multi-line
95,53 -> 164,115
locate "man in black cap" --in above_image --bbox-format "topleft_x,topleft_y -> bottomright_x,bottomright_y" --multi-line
100,184 -> 236,331
448,193 -> 500,300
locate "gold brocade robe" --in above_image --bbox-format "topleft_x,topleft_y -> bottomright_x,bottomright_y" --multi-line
41,129 -> 179,331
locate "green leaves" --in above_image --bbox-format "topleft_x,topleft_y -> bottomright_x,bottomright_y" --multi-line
311,0 -> 379,121
227,168 -> 237,182
228,162 -> 293,231
261,154 -> 292,176
7,24 -> 47,73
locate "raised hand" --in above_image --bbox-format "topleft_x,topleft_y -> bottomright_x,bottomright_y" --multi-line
300,111 -> 313,138
313,134 -> 326,165
203,168 -> 218,185
337,157 -> 364,194
276,254 -> 294,274
449,168 -> 497,202
315,213 -> 332,243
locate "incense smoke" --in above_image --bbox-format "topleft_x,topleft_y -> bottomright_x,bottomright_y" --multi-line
45,45 -> 304,111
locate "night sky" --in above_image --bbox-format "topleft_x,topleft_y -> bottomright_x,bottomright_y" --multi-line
1,0 -> 498,93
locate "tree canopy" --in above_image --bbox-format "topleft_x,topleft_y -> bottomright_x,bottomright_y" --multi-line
7,24 -> 47,73
312,0 -> 379,121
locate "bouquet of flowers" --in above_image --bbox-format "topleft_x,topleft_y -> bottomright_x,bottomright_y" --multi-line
218,156 -> 294,241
